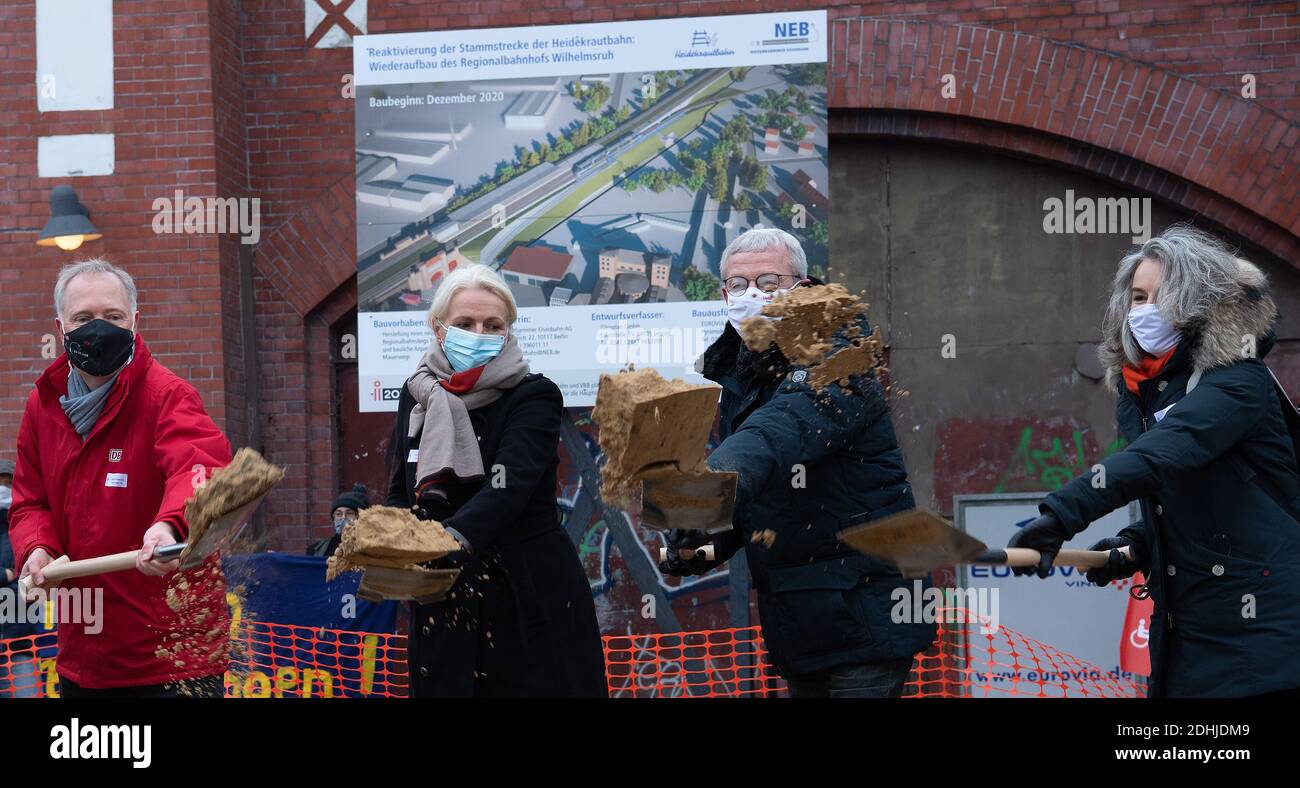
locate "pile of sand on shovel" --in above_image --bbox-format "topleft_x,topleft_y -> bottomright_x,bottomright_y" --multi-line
738,283 -> 885,390
182,446 -> 284,562
591,367 -> 724,506
326,506 -> 461,602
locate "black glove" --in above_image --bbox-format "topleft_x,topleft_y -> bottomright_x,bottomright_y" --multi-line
1006,511 -> 1072,579
1085,536 -> 1143,586
415,487 -> 456,522
658,529 -> 722,577
424,526 -> 473,570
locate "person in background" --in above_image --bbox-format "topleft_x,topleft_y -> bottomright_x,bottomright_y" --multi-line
1,458 -> 40,697
1,459 -> 17,587
307,483 -> 369,558
658,228 -> 936,698
386,264 -> 605,697
9,258 -> 232,698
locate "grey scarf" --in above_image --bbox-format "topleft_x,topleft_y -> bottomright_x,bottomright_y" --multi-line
406,333 -> 529,490
60,364 -> 125,439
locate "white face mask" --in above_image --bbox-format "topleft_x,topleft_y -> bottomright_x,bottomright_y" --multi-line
1127,303 -> 1181,356
0,485 -> 11,510
725,286 -> 793,332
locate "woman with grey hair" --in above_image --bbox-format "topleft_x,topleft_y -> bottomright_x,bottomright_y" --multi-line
384,263 -> 605,697
1007,225 -> 1300,697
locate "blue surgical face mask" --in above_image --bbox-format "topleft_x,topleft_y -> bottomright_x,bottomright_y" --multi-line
438,322 -> 507,372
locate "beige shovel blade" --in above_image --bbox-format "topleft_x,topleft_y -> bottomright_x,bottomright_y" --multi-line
837,508 -> 989,578
179,490 -> 271,570
180,447 -> 284,569
356,565 -> 461,604
639,466 -> 737,532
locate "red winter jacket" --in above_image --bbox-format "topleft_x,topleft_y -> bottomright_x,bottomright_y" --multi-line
8,334 -> 232,689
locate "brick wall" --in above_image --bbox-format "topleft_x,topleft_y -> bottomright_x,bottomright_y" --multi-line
2,0 -> 1297,549
0,0 -> 237,445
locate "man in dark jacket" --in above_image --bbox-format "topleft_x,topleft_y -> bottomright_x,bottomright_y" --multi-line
660,228 -> 936,697
1009,227 -> 1300,697
307,483 -> 369,558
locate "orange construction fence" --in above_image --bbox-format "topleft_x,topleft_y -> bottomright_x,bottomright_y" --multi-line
0,608 -> 1145,698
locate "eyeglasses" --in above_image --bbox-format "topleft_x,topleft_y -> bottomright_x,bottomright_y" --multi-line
722,273 -> 801,297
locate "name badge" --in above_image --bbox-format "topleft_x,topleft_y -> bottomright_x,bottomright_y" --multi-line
407,449 -> 419,463
105,473 -> 128,488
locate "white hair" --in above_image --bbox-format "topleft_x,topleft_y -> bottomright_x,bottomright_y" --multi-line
426,263 -> 518,329
719,227 -> 808,279
54,258 -> 138,320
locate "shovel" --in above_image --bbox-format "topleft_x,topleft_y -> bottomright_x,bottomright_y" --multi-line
836,507 -> 1131,578
18,450 -> 282,600
639,466 -> 737,532
638,466 -> 735,563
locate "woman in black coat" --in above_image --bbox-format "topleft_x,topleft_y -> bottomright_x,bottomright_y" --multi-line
1008,226 -> 1300,697
386,264 -> 606,697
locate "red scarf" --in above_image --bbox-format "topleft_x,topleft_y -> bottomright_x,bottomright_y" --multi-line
439,366 -> 485,395
1122,346 -> 1178,394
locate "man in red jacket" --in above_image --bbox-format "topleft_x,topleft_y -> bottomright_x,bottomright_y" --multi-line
9,258 -> 232,697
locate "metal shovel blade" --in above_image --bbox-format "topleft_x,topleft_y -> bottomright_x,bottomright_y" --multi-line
356,565 -> 461,604
639,466 -> 737,532
179,490 -> 271,570
837,507 -> 990,577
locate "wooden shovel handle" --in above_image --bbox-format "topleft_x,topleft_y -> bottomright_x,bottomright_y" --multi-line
41,550 -> 141,582
17,543 -> 188,599
978,545 -> 1133,569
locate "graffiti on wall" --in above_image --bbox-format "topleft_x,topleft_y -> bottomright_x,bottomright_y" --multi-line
934,418 -> 1127,508
557,409 -> 742,637
994,425 -> 1126,492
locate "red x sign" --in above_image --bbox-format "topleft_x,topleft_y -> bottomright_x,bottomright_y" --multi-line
306,0 -> 363,48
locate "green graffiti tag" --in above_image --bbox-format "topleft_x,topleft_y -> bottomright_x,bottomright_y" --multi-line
993,426 -> 1127,493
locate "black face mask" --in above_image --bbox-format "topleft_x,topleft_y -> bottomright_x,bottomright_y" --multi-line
64,318 -> 134,377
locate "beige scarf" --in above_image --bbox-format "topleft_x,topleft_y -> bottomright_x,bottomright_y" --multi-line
406,333 -> 529,495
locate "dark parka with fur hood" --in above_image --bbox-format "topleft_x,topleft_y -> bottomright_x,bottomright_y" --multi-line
1042,258 -> 1300,697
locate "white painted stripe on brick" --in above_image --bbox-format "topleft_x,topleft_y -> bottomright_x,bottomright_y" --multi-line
36,0 -> 113,112
38,134 -> 115,177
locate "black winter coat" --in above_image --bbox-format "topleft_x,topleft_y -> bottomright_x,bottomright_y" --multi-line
387,372 -> 606,697
700,317 -> 937,678
1043,259 -> 1300,697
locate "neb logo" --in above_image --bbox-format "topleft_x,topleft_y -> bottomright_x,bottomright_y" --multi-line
774,21 -> 811,38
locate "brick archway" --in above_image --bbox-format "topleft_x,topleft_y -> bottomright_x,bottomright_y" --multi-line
255,175 -> 356,317
829,17 -> 1300,264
